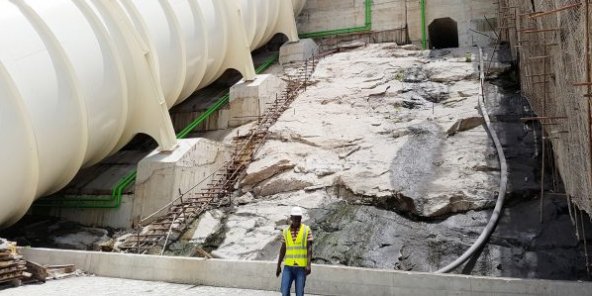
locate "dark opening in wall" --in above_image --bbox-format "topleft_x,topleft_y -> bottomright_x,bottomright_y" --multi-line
428,17 -> 459,49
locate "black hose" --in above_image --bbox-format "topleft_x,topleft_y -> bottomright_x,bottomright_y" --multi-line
435,48 -> 508,273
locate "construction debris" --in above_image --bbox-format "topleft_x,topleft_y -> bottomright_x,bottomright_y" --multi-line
0,238 -> 82,290
0,239 -> 26,288
25,261 -> 48,283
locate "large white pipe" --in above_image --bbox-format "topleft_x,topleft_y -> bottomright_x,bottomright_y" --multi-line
0,0 -> 307,227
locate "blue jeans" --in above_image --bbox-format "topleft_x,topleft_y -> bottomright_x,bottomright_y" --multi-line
281,265 -> 306,296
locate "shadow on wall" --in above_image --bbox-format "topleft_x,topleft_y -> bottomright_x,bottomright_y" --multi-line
428,17 -> 459,49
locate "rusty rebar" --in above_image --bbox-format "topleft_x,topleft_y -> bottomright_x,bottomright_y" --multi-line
529,3 -> 581,18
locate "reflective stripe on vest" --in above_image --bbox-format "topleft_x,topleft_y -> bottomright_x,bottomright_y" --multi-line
283,224 -> 309,267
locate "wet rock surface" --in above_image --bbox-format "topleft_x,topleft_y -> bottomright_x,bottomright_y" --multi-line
308,195 -> 592,279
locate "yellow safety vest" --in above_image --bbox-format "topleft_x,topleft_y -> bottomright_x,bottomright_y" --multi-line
283,224 -> 310,267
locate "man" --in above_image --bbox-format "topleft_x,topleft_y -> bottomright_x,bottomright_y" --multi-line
276,206 -> 313,296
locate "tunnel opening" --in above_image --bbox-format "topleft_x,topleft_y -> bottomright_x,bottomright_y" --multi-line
428,17 -> 459,49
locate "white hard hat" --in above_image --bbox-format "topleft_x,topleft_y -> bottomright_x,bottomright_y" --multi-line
290,206 -> 303,216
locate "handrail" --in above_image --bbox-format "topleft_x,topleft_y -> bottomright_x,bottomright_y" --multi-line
33,53 -> 279,209
435,47 -> 508,273
298,0 -> 372,39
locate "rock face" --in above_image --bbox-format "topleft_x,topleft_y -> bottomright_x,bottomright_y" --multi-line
309,196 -> 592,280
182,44 -> 592,280
232,44 -> 499,219
209,191 -> 335,260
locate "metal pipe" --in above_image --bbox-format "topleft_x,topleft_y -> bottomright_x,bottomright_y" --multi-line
421,0 -> 427,49
0,0 -> 307,227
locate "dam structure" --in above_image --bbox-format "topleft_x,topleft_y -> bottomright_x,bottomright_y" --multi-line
2,0 -> 592,294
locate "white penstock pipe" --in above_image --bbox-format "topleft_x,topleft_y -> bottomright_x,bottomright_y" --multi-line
435,48 -> 508,273
0,0 -> 307,228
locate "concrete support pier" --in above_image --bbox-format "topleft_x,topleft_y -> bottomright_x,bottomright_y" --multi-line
226,74 -> 287,127
279,39 -> 319,65
134,138 -> 225,225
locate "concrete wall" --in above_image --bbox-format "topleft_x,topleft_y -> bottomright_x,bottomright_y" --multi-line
42,139 -> 226,229
39,195 -> 134,229
297,0 -> 497,48
421,0 -> 497,48
20,248 -> 592,296
227,74 -> 287,126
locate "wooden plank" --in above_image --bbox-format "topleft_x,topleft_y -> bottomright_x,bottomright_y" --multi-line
0,277 -> 22,287
26,261 -> 48,282
0,266 -> 26,275
46,264 -> 75,274
0,261 -> 21,268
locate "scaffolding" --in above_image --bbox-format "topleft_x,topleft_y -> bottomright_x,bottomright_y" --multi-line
497,0 -> 591,273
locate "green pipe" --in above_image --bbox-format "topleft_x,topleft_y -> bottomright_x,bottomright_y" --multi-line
421,0 -> 427,49
33,53 -> 279,209
298,0 -> 372,39
32,170 -> 137,208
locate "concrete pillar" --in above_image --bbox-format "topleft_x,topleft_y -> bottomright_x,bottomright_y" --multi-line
226,74 -> 287,127
279,39 -> 319,65
133,138 -> 225,225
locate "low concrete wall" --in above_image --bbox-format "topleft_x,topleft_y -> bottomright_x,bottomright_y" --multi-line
20,248 -> 591,296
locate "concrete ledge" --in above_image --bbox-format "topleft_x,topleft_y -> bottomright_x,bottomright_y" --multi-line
19,248 -> 592,296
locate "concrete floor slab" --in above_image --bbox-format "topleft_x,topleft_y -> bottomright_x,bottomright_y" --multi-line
0,276 -> 311,296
